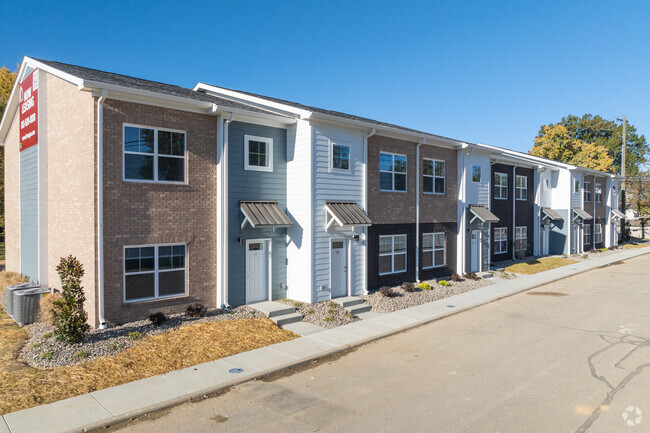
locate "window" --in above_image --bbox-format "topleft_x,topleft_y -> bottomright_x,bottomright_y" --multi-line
332,143 -> 350,170
595,224 -> 602,244
515,226 -> 527,252
124,125 -> 186,182
379,234 -> 407,275
380,152 -> 407,192
423,159 -> 445,194
583,224 -> 591,245
494,173 -> 508,200
244,135 -> 273,172
515,175 -> 527,200
472,165 -> 481,182
574,179 -> 580,193
124,244 -> 186,302
584,182 -> 591,202
494,227 -> 507,254
422,233 -> 445,269
595,183 -> 602,203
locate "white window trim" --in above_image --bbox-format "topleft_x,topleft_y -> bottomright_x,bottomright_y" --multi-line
595,183 -> 602,203
422,232 -> 446,269
423,158 -> 446,195
515,175 -> 527,201
472,165 -> 481,183
244,134 -> 273,172
494,227 -> 508,254
574,179 -> 580,194
595,224 -> 603,244
584,182 -> 592,203
379,152 -> 408,193
583,224 -> 591,245
515,226 -> 527,251
330,141 -> 351,172
123,243 -> 188,303
123,123 -> 187,184
378,234 -> 407,275
494,173 -> 508,200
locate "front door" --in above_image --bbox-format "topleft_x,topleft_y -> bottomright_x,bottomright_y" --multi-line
330,240 -> 347,298
470,231 -> 481,272
246,240 -> 269,303
542,225 -> 549,256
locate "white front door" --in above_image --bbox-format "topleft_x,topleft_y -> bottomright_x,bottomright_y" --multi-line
470,231 -> 481,272
542,225 -> 550,256
330,239 -> 348,298
246,240 -> 269,303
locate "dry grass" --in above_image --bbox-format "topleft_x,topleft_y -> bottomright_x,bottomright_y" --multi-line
621,239 -> 650,249
37,292 -> 62,326
0,271 -> 29,309
504,257 -> 579,275
0,318 -> 296,415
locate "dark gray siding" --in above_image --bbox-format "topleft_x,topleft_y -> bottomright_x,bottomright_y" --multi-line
228,121 -> 288,306
548,209 -> 568,255
20,146 -> 39,282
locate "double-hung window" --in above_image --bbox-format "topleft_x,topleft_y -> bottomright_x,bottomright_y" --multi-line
595,183 -> 602,203
422,233 -> 445,269
423,159 -> 445,194
494,227 -> 507,254
332,143 -> 350,170
124,244 -> 186,302
244,135 -> 273,172
574,179 -> 580,193
515,226 -> 527,252
494,173 -> 508,200
380,152 -> 407,192
584,224 -> 591,245
379,234 -> 407,275
515,175 -> 527,200
584,182 -> 592,203
124,125 -> 186,182
595,224 -> 602,244
472,165 -> 481,182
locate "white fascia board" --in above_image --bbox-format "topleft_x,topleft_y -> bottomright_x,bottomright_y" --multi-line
0,58 -> 44,145
476,142 -> 574,170
82,81 -> 213,109
194,83 -> 308,119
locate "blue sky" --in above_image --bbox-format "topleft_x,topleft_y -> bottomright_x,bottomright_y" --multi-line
2,0 -> 648,153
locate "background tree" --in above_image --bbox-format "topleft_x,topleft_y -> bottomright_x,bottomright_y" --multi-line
530,114 -> 648,175
0,65 -> 19,241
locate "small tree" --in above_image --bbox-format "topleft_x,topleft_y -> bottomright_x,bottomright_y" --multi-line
52,255 -> 90,343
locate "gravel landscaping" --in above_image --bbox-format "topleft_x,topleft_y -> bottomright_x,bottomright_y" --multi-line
277,299 -> 359,329
361,277 -> 494,313
20,306 -> 265,369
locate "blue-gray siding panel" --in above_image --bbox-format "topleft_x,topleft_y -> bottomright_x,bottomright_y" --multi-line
549,209 -> 569,255
20,146 -> 39,282
228,121 -> 288,306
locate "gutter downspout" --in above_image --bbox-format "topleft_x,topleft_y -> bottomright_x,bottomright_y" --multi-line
415,138 -> 425,282
536,166 -> 546,256
364,128 -> 375,294
97,89 -> 107,329
222,113 -> 235,308
459,145 -> 473,274
512,165 -> 516,260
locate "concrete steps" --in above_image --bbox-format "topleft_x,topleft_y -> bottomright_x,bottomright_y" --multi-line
332,296 -> 372,317
273,312 -> 303,327
346,304 -> 372,315
248,301 -> 304,327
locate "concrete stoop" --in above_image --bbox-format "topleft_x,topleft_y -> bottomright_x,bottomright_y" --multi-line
248,301 -> 303,327
332,296 -> 372,316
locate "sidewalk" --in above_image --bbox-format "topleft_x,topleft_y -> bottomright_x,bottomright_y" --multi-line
2,246 -> 649,433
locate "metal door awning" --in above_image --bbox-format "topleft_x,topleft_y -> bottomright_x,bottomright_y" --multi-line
469,205 -> 500,224
612,209 -> 625,219
542,208 -> 563,221
240,201 -> 293,229
325,201 -> 372,230
573,208 -> 593,221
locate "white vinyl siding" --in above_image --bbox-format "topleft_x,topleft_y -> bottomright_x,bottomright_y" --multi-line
515,226 -> 527,252
494,173 -> 508,200
494,227 -> 507,254
422,233 -> 445,269
515,175 -> 527,200
380,152 -> 407,192
379,234 -> 407,275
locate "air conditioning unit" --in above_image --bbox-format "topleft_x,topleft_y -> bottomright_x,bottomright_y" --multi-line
13,287 -> 50,325
5,283 -> 35,317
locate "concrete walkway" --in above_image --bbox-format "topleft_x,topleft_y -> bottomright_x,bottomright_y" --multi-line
2,247 -> 649,433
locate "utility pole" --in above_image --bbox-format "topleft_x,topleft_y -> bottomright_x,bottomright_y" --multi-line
621,115 -> 626,215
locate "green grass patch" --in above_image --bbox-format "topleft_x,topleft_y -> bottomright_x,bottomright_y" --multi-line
505,257 -> 578,275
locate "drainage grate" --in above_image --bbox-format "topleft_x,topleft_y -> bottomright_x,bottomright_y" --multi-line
447,305 -> 456,308
229,368 -> 244,374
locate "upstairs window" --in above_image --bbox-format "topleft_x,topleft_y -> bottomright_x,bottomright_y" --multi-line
380,152 -> 407,192
595,183 -> 602,203
332,143 -> 350,170
423,159 -> 445,194
244,135 -> 273,172
472,165 -> 481,182
494,173 -> 508,200
515,175 -> 527,200
574,179 -> 580,193
584,182 -> 592,203
422,232 -> 445,269
124,125 -> 186,183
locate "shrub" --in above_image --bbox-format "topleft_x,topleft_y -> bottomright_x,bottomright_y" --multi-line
438,280 -> 450,287
294,301 -> 302,308
127,331 -> 142,340
418,282 -> 431,291
52,256 -> 90,344
40,351 -> 54,360
73,350 -> 89,360
379,286 -> 394,297
401,282 -> 416,293
599,248 -> 608,252
323,316 -> 334,322
186,303 -> 207,318
38,291 -> 62,326
148,312 -> 167,326
449,273 -> 462,282
307,309 -> 314,314
464,272 -> 480,281
43,332 -> 54,339
347,312 -> 356,319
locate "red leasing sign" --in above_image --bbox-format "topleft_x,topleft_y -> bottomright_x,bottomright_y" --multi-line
19,69 -> 38,152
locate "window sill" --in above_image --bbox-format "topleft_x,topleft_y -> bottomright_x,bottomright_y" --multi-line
494,251 -> 508,255
380,190 -> 408,194
379,270 -> 407,276
124,293 -> 188,304
422,265 -> 445,270
423,192 -> 446,196
123,179 -> 188,186
494,197 -> 508,200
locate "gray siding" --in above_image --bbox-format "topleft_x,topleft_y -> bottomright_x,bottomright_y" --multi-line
548,209 -> 569,255
465,211 -> 490,272
20,146 -> 39,282
228,121 -> 288,306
